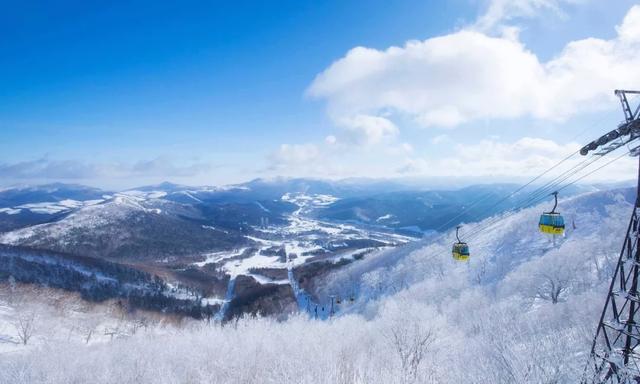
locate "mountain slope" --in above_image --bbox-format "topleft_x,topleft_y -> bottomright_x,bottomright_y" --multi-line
312,183 -> 596,233
0,187 -> 633,384
0,183 -> 110,231
315,187 -> 635,306
0,195 -> 247,261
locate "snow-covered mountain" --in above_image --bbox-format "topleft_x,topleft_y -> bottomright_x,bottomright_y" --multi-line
316,187 -> 634,307
0,185 -> 633,383
0,183 -> 110,232
0,180 -> 426,319
0,180 -> 631,323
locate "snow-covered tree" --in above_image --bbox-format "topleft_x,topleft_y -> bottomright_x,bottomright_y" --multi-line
14,312 -> 36,346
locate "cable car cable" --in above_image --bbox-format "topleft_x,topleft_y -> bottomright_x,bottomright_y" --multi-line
424,116 -> 610,241
420,149 -> 588,253
419,151 -> 613,262
433,147 -> 584,234
508,155 -> 602,211
462,147 -> 626,242
557,149 -> 632,194
491,151 -> 606,217
415,104 -> 638,263
462,153 -> 593,227
443,109 -> 626,234
463,148 -> 631,243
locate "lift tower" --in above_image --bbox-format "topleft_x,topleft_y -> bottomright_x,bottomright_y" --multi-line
581,90 -> 640,383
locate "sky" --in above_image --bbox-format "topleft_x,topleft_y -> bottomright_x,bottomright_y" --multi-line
1,0 -> 640,189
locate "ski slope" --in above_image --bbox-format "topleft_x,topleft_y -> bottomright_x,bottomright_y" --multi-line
316,187 -> 636,309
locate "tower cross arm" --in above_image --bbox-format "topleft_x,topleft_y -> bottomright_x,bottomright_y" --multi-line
580,90 -> 640,156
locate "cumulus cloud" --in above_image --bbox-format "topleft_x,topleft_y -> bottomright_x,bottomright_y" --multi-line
308,5 -> 640,130
269,3 -> 639,183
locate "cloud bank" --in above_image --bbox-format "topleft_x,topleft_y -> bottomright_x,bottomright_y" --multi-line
308,5 -> 640,130
0,157 -> 210,181
398,137 -> 583,176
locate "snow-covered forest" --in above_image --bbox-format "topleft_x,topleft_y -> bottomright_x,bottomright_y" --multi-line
0,187 -> 633,383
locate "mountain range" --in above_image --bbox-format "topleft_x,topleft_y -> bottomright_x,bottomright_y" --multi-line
0,178 -> 621,319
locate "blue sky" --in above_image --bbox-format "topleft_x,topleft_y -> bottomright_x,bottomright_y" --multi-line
1,0 -> 639,189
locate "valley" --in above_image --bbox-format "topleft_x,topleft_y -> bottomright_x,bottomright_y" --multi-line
0,181 -> 421,321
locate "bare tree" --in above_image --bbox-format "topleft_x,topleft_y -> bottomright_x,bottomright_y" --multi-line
14,313 -> 36,345
130,315 -> 151,335
80,316 -> 102,344
385,320 -> 435,384
533,273 -> 572,304
104,320 -> 129,341
474,256 -> 488,284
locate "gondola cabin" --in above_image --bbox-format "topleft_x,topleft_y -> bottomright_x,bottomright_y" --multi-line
451,225 -> 470,261
539,192 -> 565,235
452,242 -> 470,261
539,213 -> 565,235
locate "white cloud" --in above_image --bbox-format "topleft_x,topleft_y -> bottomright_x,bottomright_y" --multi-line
129,157 -> 210,177
474,0 -> 572,32
417,106 -> 466,128
265,138 -> 415,179
0,156 -> 210,180
399,137 -> 581,176
617,4 -> 640,42
431,134 -> 451,145
263,137 -> 636,183
268,3 -> 639,183
336,114 -> 399,145
308,5 -> 640,130
398,136 -> 636,181
266,143 -> 347,177
269,144 -> 321,168
401,142 -> 414,153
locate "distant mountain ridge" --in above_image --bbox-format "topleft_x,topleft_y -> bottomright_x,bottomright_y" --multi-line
0,178 -> 612,236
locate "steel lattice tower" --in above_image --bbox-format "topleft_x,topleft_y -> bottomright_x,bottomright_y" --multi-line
582,90 -> 640,384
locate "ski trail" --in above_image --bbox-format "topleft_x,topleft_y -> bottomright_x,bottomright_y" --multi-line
287,266 -> 307,308
214,276 -> 236,322
286,253 -> 332,320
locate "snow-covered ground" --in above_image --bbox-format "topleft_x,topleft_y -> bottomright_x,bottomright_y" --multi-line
0,284 -> 180,358
195,192 -> 413,280
0,188 -> 172,224
191,193 -> 415,319
0,187 -> 635,383
0,198 -> 105,215
0,195 -> 161,245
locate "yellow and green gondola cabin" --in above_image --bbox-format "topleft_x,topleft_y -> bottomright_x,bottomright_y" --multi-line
452,242 -> 470,261
539,213 -> 565,235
